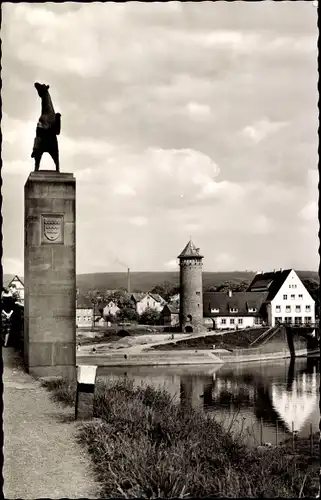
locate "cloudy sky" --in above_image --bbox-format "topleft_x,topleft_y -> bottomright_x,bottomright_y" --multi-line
2,1 -> 318,275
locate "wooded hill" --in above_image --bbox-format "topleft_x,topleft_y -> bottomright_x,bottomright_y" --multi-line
75,270 -> 319,295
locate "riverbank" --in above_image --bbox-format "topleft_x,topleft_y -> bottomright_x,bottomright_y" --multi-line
42,376 -> 319,498
77,346 -> 315,367
77,326 -> 318,366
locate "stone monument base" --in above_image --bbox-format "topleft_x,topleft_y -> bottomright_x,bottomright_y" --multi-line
24,171 -> 76,380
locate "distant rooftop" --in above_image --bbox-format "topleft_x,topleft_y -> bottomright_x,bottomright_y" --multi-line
178,240 -> 203,259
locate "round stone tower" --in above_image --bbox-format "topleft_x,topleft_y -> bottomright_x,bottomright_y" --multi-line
178,240 -> 203,333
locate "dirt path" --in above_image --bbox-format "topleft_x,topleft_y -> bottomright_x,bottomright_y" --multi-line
3,348 -> 101,499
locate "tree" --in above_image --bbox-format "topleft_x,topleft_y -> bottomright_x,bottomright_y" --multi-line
116,307 -> 138,323
85,289 -> 104,327
139,307 -> 161,325
105,290 -> 127,307
104,313 -> 117,324
150,281 -> 179,302
302,279 -> 320,318
206,280 -> 250,293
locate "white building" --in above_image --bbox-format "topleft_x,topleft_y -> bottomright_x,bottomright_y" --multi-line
203,290 -> 266,330
248,269 -> 315,327
5,275 -> 24,303
131,292 -> 166,315
102,300 -> 120,318
76,294 -> 93,328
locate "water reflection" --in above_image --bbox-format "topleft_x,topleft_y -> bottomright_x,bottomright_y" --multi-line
97,357 -> 320,446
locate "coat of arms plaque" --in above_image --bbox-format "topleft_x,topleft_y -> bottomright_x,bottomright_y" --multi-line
41,215 -> 63,244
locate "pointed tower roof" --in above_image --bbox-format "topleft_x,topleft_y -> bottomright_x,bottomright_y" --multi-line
178,240 -> 203,259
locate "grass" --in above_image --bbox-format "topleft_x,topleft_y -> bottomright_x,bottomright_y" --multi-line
152,327 -> 269,351
42,376 -> 319,498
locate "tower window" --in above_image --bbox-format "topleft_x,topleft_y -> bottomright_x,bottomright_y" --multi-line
187,314 -> 192,321
196,291 -> 200,295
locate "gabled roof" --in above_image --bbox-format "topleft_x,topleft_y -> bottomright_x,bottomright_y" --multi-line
178,240 -> 203,259
131,292 -> 146,303
4,274 -> 24,288
149,293 -> 165,303
162,304 -> 179,314
203,291 -> 268,317
247,269 -> 292,300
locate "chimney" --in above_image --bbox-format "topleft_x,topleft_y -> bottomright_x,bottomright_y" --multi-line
228,290 -> 232,298
127,268 -> 131,294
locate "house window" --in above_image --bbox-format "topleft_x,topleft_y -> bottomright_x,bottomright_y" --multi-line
238,318 -> 243,324
283,294 -> 287,300
221,319 -> 226,325
230,308 -> 238,313
304,317 -> 312,324
299,294 -> 303,299
291,294 -> 295,299
305,305 -> 311,312
230,318 -> 235,324
294,317 -> 302,325
286,306 -> 291,313
275,305 -> 281,313
254,317 -> 262,325
275,317 -> 282,324
284,317 -> 293,324
295,305 -> 301,313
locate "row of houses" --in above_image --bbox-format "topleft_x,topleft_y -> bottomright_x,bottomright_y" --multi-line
5,269 -> 317,330
163,269 -> 316,330
76,291 -> 167,327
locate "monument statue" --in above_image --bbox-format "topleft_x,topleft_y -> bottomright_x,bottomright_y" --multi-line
31,83 -> 61,172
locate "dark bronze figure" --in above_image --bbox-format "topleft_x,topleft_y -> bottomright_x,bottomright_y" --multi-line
31,83 -> 61,172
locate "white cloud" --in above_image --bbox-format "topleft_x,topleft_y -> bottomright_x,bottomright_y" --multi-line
129,216 -> 148,226
113,183 -> 137,196
186,101 -> 211,117
1,2 -> 318,273
299,201 -> 317,222
242,118 -> 288,144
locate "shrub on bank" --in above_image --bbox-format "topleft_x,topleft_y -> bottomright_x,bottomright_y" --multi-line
42,377 -> 319,498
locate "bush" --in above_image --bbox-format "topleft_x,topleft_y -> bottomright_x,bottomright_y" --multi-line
138,307 -> 161,326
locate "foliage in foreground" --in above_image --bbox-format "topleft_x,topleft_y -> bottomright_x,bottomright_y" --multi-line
42,377 -> 319,498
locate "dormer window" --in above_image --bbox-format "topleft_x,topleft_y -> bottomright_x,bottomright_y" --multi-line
248,307 -> 257,313
230,307 -> 238,313
211,308 -> 220,313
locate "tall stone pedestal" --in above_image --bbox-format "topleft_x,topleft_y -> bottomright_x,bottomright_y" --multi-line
24,171 -> 76,380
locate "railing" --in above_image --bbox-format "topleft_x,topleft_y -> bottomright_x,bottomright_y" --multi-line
249,325 -> 278,347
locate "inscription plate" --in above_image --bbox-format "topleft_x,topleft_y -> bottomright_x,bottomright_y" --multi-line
41,214 -> 64,244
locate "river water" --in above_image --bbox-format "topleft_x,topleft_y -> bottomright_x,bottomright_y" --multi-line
97,357 -> 320,446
